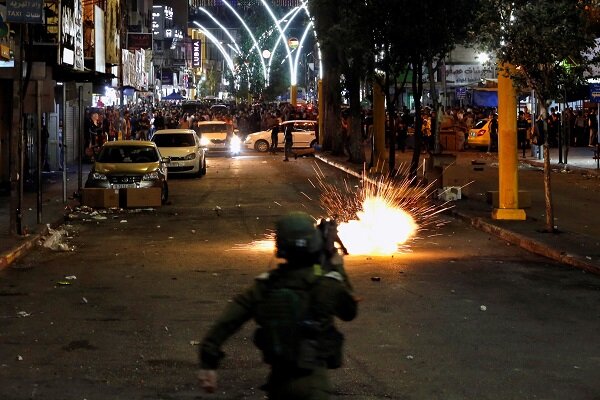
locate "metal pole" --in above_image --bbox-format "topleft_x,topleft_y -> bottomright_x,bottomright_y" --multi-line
9,25 -> 24,235
62,84 -> 67,203
37,80 -> 43,224
78,85 -> 83,191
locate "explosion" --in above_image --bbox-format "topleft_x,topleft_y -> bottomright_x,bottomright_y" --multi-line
234,163 -> 453,257
312,163 -> 452,256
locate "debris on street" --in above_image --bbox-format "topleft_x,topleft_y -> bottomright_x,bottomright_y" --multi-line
41,225 -> 73,252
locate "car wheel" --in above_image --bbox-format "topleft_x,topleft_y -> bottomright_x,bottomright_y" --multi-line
310,139 -> 318,148
161,182 -> 169,204
200,159 -> 207,176
255,140 -> 270,152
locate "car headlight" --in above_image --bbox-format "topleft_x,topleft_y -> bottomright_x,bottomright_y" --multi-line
200,137 -> 209,146
184,153 -> 197,160
91,172 -> 107,180
142,172 -> 160,180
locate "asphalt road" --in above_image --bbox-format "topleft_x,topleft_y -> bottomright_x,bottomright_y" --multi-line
1,152 -> 599,400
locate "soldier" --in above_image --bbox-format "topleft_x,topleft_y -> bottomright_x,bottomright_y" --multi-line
198,212 -> 358,400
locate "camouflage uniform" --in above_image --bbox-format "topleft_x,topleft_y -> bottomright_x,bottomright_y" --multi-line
200,262 -> 357,400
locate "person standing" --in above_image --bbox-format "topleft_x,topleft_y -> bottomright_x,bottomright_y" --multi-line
517,111 -> 529,158
283,121 -> 294,161
270,123 -> 280,154
487,113 -> 498,153
589,109 -> 598,147
137,112 -> 150,140
198,212 -> 357,400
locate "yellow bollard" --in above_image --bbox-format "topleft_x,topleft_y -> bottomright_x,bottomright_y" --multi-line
492,63 -> 526,220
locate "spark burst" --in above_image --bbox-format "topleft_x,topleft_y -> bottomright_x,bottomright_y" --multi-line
233,163 -> 453,257
311,163 -> 453,256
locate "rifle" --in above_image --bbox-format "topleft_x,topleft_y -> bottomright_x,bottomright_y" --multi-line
317,218 -> 352,289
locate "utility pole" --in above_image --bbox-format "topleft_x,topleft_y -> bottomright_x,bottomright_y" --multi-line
9,25 -> 24,235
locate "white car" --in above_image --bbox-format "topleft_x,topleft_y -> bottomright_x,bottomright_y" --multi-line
196,121 -> 233,152
151,129 -> 207,176
244,120 -> 318,152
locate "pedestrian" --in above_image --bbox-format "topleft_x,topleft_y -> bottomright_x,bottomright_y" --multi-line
517,111 -> 529,158
137,112 -> 150,140
198,212 -> 358,400
487,113 -> 498,153
283,121 -> 294,161
270,123 -> 280,154
589,109 -> 598,147
341,112 -> 351,161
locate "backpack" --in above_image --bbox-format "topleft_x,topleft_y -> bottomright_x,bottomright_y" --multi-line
253,271 -> 344,371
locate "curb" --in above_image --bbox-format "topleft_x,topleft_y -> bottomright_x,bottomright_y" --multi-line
451,210 -> 600,275
316,153 -> 600,276
0,215 -> 67,271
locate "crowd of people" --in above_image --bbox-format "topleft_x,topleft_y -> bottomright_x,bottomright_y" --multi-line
83,100 -> 318,161
83,98 -> 600,163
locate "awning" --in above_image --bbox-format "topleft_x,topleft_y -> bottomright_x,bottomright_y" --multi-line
53,65 -> 116,83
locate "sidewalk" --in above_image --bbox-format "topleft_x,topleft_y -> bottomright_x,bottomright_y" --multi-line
1,148 -> 599,275
0,168 -> 85,269
317,145 -> 600,275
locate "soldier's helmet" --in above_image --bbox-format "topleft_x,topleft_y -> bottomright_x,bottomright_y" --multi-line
275,212 -> 323,259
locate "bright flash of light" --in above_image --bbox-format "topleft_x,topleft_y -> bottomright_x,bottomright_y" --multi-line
337,196 -> 417,255
232,231 -> 276,252
312,163 -> 453,256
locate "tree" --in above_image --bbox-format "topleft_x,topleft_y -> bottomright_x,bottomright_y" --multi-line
368,0 -> 478,177
309,0 -> 371,163
477,0 -> 599,232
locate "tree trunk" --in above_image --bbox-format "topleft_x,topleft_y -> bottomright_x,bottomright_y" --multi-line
427,58 -> 441,154
321,65 -> 342,153
538,102 -> 555,233
410,61 -> 424,180
347,70 -> 365,164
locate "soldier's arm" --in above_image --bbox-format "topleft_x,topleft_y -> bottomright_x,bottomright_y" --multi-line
322,273 -> 358,322
199,285 -> 259,369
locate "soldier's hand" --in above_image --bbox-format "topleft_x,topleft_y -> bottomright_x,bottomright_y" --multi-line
198,369 -> 218,393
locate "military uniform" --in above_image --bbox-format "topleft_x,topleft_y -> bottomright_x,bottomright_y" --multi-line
200,262 -> 357,400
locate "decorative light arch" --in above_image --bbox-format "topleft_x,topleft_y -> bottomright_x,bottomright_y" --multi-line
220,1 -> 268,83
198,7 -> 242,55
192,21 -> 236,74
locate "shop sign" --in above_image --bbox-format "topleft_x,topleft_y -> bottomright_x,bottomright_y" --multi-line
127,33 -> 152,50
60,0 -> 84,70
6,0 -> 43,24
589,83 -> 600,103
192,39 -> 201,68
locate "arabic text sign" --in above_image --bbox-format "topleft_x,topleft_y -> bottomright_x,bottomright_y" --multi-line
589,83 -> 600,103
6,0 -> 43,24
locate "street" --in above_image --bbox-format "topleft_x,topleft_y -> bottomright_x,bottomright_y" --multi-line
1,153 -> 600,400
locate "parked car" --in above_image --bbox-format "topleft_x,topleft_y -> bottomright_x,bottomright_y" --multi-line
151,129 -> 206,176
196,121 -> 235,153
85,141 -> 169,203
467,118 -> 491,149
244,120 -> 318,152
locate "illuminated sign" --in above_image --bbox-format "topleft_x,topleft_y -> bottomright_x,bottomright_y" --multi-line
192,39 -> 201,68
127,33 -> 153,50
60,0 -> 84,70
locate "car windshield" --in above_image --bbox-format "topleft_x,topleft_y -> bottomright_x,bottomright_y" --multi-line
474,119 -> 488,129
97,146 -> 159,163
197,124 -> 228,134
153,133 -> 196,147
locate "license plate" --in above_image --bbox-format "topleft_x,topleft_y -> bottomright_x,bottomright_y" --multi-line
113,184 -> 136,189
169,161 -> 183,167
